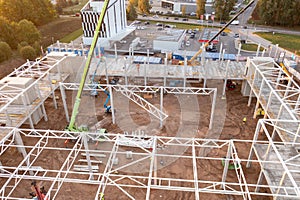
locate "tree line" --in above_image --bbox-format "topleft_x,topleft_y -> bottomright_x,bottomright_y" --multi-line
0,0 -> 57,63
257,0 -> 300,26
126,0 -> 151,20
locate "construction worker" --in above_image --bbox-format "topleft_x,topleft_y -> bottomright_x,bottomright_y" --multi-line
99,193 -> 105,200
243,117 -> 247,123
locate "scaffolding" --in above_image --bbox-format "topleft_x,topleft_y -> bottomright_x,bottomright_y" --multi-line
0,54 -> 300,199
59,83 -> 217,129
0,118 -> 300,199
0,55 -> 70,134
245,57 -> 300,143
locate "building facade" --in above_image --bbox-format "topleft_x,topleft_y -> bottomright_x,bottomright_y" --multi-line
161,0 -> 214,16
81,0 -> 133,47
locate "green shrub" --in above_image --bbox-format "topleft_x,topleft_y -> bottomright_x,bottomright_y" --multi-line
0,41 -> 12,63
17,41 -> 29,54
19,45 -> 36,60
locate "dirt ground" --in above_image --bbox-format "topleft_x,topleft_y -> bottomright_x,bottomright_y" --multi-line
3,79 -> 271,200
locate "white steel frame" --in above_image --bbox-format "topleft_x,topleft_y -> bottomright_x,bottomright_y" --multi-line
1,122 -> 300,199
245,58 -> 300,143
247,119 -> 300,199
0,55 -> 69,130
59,83 -> 217,129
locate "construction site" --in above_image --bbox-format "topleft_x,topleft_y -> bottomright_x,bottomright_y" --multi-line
1,0 -> 300,199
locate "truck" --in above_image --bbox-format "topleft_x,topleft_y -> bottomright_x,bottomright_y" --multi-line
231,20 -> 239,25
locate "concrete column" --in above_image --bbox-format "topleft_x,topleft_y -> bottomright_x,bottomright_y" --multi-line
164,58 -> 167,87
222,60 -> 230,97
160,88 -> 164,128
81,133 -> 94,180
256,43 -> 261,57
35,84 -> 48,122
144,59 -> 147,86
219,43 -> 223,61
183,58 -> 187,88
47,72 -> 57,109
221,142 -> 232,189
60,83 -> 70,122
15,131 -> 33,176
209,90 -> 217,130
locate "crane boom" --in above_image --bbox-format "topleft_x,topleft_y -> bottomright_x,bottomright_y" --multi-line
67,0 -> 110,131
189,0 -> 255,64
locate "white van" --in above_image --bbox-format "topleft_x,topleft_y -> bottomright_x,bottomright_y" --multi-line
231,20 -> 239,25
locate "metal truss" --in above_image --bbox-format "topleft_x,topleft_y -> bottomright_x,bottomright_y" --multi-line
59,83 -> 217,129
1,126 -> 300,199
0,55 -> 69,129
246,57 -> 300,143
113,84 -> 168,121
247,119 -> 300,199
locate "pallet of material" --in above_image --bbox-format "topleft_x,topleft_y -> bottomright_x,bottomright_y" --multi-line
78,159 -> 102,164
81,153 -> 106,158
73,165 -> 99,172
19,166 -> 44,171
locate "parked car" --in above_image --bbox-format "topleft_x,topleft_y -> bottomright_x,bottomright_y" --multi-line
182,18 -> 188,21
185,41 -> 191,46
144,21 -> 150,25
234,33 -> 239,38
190,12 -> 196,16
156,23 -> 163,26
190,33 -> 195,38
174,17 -> 179,20
220,32 -> 227,36
206,45 -> 217,52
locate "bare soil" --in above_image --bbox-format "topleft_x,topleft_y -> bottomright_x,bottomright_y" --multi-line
6,80 -> 270,200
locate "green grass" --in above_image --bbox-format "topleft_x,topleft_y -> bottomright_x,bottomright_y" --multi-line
60,28 -> 83,43
255,32 -> 300,55
241,43 -> 264,52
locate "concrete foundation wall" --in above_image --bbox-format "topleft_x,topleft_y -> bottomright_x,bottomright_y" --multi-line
54,56 -> 85,82
25,106 -> 43,125
0,77 -> 37,105
241,80 -> 251,96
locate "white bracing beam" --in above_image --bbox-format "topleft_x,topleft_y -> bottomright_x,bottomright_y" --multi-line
1,125 -> 300,199
113,84 -> 168,121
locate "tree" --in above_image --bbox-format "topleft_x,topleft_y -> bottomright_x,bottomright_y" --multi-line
20,45 -> 36,60
16,20 -> 41,46
127,2 -> 137,20
0,42 -> 12,63
196,0 -> 206,18
257,0 -> 300,26
138,0 -> 151,14
0,17 -> 18,49
129,0 -> 138,7
214,0 -> 235,21
0,0 -> 56,26
181,5 -> 186,16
